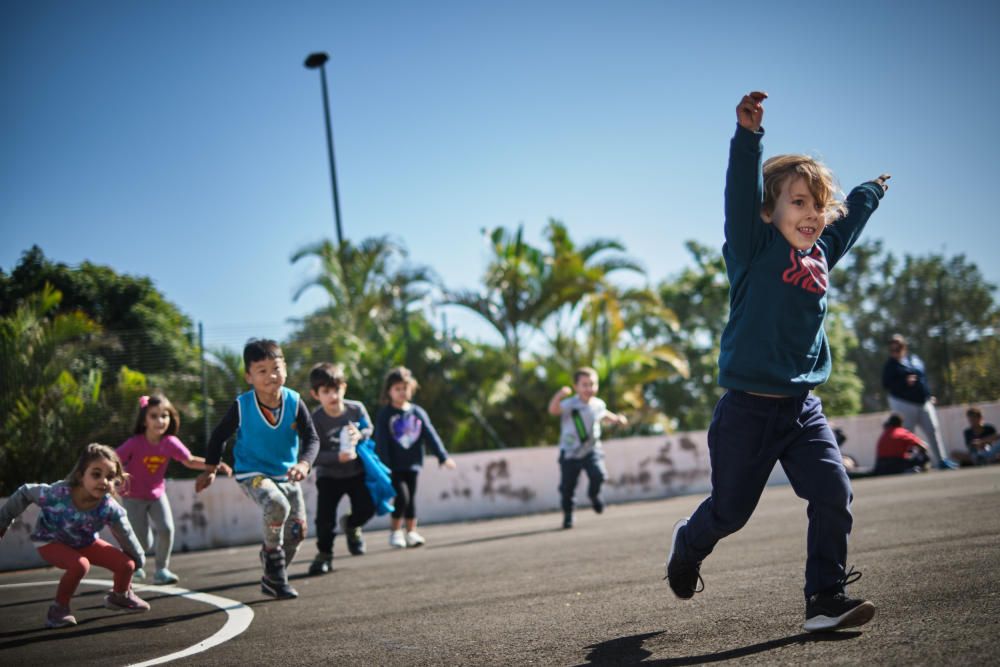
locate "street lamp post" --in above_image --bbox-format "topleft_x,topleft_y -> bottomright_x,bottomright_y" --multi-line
304,51 -> 344,246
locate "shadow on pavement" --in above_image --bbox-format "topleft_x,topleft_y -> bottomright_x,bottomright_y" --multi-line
0,607 -> 224,649
579,629 -> 862,665
429,527 -> 565,550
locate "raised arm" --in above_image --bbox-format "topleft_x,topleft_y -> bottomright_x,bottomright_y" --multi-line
724,92 -> 768,265
822,175 -> 890,267
548,387 -> 572,416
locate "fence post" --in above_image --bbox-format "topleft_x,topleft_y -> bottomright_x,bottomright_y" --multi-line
200,321 -> 210,448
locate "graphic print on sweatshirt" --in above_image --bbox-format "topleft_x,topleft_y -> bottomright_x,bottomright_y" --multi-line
781,247 -> 828,295
390,412 -> 423,449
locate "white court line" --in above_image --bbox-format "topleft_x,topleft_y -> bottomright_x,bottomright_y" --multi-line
0,578 -> 254,666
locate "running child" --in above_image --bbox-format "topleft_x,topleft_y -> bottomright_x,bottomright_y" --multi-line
547,366 -> 628,529
665,92 -> 890,632
117,393 -> 231,584
375,366 -> 456,548
196,338 -> 319,599
307,362 -> 377,575
0,443 -> 150,628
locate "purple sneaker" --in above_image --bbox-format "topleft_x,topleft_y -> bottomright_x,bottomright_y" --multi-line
45,603 -> 77,628
104,588 -> 151,613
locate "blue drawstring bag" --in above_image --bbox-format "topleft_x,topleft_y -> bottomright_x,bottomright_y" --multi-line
356,438 -> 395,516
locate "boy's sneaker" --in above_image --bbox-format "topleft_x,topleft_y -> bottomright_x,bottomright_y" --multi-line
153,568 -> 179,585
804,568 -> 875,632
562,513 -> 574,529
133,567 -> 146,581
308,552 -> 333,576
590,494 -> 605,514
665,518 -> 704,600
405,530 -> 426,548
389,529 -> 407,549
261,577 -> 299,599
937,459 -> 959,470
104,589 -> 151,613
804,593 -> 875,631
340,515 -> 366,555
260,547 -> 299,599
45,603 -> 77,628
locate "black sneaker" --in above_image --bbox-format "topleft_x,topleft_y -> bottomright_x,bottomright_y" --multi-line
804,569 -> 875,632
261,576 -> 300,599
562,512 -> 574,529
260,547 -> 299,599
308,552 -> 333,576
665,518 -> 703,600
340,515 -> 366,556
590,494 -> 605,514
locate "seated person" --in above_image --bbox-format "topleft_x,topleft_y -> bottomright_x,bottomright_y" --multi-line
951,407 -> 1000,466
873,414 -> 931,476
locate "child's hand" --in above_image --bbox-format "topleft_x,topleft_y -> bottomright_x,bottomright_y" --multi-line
338,450 -> 358,463
346,423 -> 362,446
442,458 -> 457,470
195,471 -> 216,493
287,462 -> 310,482
558,386 -> 573,398
217,462 -> 233,477
617,414 -> 629,426
737,91 -> 767,132
872,173 -> 891,193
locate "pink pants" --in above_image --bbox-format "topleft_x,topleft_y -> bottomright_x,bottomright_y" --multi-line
37,539 -> 135,606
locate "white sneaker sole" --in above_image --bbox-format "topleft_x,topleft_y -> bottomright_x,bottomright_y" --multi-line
803,601 -> 876,632
665,517 -> 688,579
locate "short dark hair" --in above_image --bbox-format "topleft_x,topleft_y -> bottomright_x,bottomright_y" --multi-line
243,338 -> 283,371
884,413 -> 903,428
573,366 -> 598,384
310,362 -> 346,392
967,407 -> 983,419
381,366 -> 417,404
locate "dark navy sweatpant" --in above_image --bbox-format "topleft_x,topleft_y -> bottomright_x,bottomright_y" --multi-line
677,390 -> 853,599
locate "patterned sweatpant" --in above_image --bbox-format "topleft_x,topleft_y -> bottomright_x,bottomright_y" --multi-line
238,476 -> 307,564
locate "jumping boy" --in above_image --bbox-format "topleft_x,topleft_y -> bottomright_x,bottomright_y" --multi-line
306,362 -> 376,575
196,338 -> 319,599
665,92 -> 890,632
548,367 -> 627,529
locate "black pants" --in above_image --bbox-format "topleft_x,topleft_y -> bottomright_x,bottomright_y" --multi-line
559,451 -> 607,514
391,470 -> 419,520
315,474 -> 375,554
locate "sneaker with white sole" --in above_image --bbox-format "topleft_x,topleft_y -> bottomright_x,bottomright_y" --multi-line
405,530 -> 426,548
45,603 -> 77,628
153,568 -> 180,585
104,589 -> 151,612
133,567 -> 146,581
389,529 -> 407,549
804,568 -> 875,632
665,517 -> 704,600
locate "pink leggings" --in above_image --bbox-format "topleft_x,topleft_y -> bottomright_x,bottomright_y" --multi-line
37,539 -> 136,606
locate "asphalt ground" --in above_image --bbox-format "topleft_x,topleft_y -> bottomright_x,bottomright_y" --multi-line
1,466 -> 998,666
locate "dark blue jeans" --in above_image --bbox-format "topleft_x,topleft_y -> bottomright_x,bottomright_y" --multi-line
678,391 -> 853,598
559,450 -> 607,514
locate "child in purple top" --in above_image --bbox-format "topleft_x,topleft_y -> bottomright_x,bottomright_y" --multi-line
0,444 -> 150,628
117,394 -> 231,585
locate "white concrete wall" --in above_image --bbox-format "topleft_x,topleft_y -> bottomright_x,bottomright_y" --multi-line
2,400 -> 996,571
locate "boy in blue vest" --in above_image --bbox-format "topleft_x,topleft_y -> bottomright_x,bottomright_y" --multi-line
665,92 -> 890,632
197,338 -> 319,599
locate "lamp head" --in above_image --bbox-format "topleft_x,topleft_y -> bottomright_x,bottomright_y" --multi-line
304,52 -> 330,69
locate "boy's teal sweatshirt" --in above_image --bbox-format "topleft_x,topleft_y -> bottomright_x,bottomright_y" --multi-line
718,125 -> 884,395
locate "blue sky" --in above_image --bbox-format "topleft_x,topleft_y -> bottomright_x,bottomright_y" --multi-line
3,1 -> 998,350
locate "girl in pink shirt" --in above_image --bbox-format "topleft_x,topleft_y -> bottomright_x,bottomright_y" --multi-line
116,394 -> 230,585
